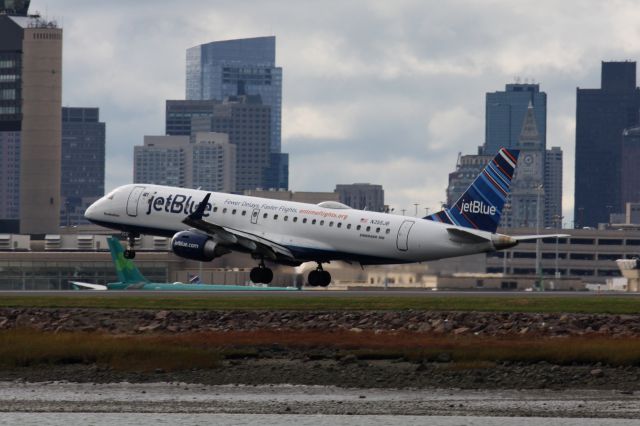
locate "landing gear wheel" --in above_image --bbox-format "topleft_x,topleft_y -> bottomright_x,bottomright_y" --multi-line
123,249 -> 135,259
250,265 -> 273,284
319,270 -> 331,287
307,265 -> 331,287
308,270 -> 320,287
262,268 -> 274,284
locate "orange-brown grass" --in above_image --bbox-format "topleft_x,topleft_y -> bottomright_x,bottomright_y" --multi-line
162,329 -> 640,366
0,329 -> 220,372
2,329 -> 640,370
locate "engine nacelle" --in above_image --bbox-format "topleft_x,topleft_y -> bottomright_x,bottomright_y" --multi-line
171,230 -> 228,261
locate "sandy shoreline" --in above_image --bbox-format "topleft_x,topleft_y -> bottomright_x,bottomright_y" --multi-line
0,382 -> 638,418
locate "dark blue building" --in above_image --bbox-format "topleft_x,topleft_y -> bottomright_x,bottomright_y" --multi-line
61,107 -> 105,225
485,83 -> 547,155
165,99 -> 217,136
574,62 -> 640,227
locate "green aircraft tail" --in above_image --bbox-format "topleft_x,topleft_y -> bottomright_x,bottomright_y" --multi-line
107,237 -> 149,284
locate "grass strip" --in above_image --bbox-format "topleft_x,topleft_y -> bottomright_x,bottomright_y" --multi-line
1,329 -> 639,369
0,295 -> 639,314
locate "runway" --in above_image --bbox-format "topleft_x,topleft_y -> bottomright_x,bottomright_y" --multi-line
0,289 -> 637,298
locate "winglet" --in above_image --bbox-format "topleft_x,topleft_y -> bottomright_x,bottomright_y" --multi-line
189,193 -> 211,220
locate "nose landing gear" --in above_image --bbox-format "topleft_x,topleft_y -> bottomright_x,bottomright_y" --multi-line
308,263 -> 331,287
123,232 -> 139,259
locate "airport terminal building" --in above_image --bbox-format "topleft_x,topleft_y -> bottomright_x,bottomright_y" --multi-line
1,226 -> 640,291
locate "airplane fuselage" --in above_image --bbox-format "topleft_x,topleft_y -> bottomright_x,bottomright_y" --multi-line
86,184 -> 499,265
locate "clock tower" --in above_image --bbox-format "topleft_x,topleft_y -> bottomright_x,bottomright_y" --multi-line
502,102 -> 545,228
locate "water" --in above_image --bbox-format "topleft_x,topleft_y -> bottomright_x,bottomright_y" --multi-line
1,414 -> 639,426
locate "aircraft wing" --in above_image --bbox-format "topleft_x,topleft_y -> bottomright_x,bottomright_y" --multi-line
183,193 -> 296,262
70,281 -> 108,291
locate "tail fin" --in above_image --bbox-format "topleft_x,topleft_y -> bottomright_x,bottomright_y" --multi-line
107,237 -> 149,284
425,147 -> 519,233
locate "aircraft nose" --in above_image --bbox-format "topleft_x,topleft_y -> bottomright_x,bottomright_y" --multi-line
84,198 -> 100,222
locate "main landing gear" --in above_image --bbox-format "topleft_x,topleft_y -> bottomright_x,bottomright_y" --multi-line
308,263 -> 331,287
250,260 -> 273,284
123,232 -> 139,259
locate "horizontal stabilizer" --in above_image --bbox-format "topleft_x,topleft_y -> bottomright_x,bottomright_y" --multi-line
446,228 -> 491,244
512,234 -> 570,242
70,281 -> 108,291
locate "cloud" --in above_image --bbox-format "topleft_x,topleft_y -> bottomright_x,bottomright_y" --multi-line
29,0 -> 640,222
283,104 -> 354,140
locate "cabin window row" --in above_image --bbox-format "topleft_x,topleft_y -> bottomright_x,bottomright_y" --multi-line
211,206 -> 392,234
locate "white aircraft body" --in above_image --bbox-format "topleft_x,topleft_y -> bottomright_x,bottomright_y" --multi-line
85,148 -> 562,287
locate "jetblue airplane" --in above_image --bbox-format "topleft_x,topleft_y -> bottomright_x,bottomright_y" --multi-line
85,148 -> 561,287
71,237 -> 298,291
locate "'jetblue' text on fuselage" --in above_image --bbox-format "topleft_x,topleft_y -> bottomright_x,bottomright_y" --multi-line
146,194 -> 211,217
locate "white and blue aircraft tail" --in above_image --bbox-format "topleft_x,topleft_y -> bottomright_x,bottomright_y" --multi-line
425,148 -> 517,233
85,148 -> 566,287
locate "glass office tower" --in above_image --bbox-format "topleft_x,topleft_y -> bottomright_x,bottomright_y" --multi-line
186,36 -> 282,154
60,107 -> 105,226
575,62 -> 640,227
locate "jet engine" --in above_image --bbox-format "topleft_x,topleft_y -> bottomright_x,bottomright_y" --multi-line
171,230 -> 230,261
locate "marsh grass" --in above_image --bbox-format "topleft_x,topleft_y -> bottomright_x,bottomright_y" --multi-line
1,329 -> 640,371
167,329 -> 640,366
0,329 -> 221,372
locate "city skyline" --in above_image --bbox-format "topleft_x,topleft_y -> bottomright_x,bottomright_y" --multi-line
32,0 -> 640,226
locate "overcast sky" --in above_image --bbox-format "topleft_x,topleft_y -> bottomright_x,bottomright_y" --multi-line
31,0 -> 640,225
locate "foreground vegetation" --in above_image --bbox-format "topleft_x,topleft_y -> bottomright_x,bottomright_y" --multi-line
1,329 -> 640,372
0,329 -> 221,372
0,294 -> 639,314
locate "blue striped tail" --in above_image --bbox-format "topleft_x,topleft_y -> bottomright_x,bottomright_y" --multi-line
425,148 -> 519,233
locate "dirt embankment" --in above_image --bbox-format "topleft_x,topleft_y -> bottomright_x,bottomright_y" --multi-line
2,308 -> 640,337
2,308 -> 640,390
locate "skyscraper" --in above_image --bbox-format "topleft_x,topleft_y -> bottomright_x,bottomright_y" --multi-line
186,36 -> 282,154
334,183 -> 385,212
446,151 -> 492,207
621,126 -> 640,208
501,103 -> 545,228
61,107 -> 105,226
480,82 -> 561,229
485,83 -> 547,155
544,147 -> 563,228
0,3 -> 62,234
134,133 -> 236,193
192,95 -> 271,192
134,136 -> 189,188
189,132 -> 236,193
0,131 -> 19,222
263,152 -> 289,190
165,99 -> 217,136
575,61 -> 640,227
